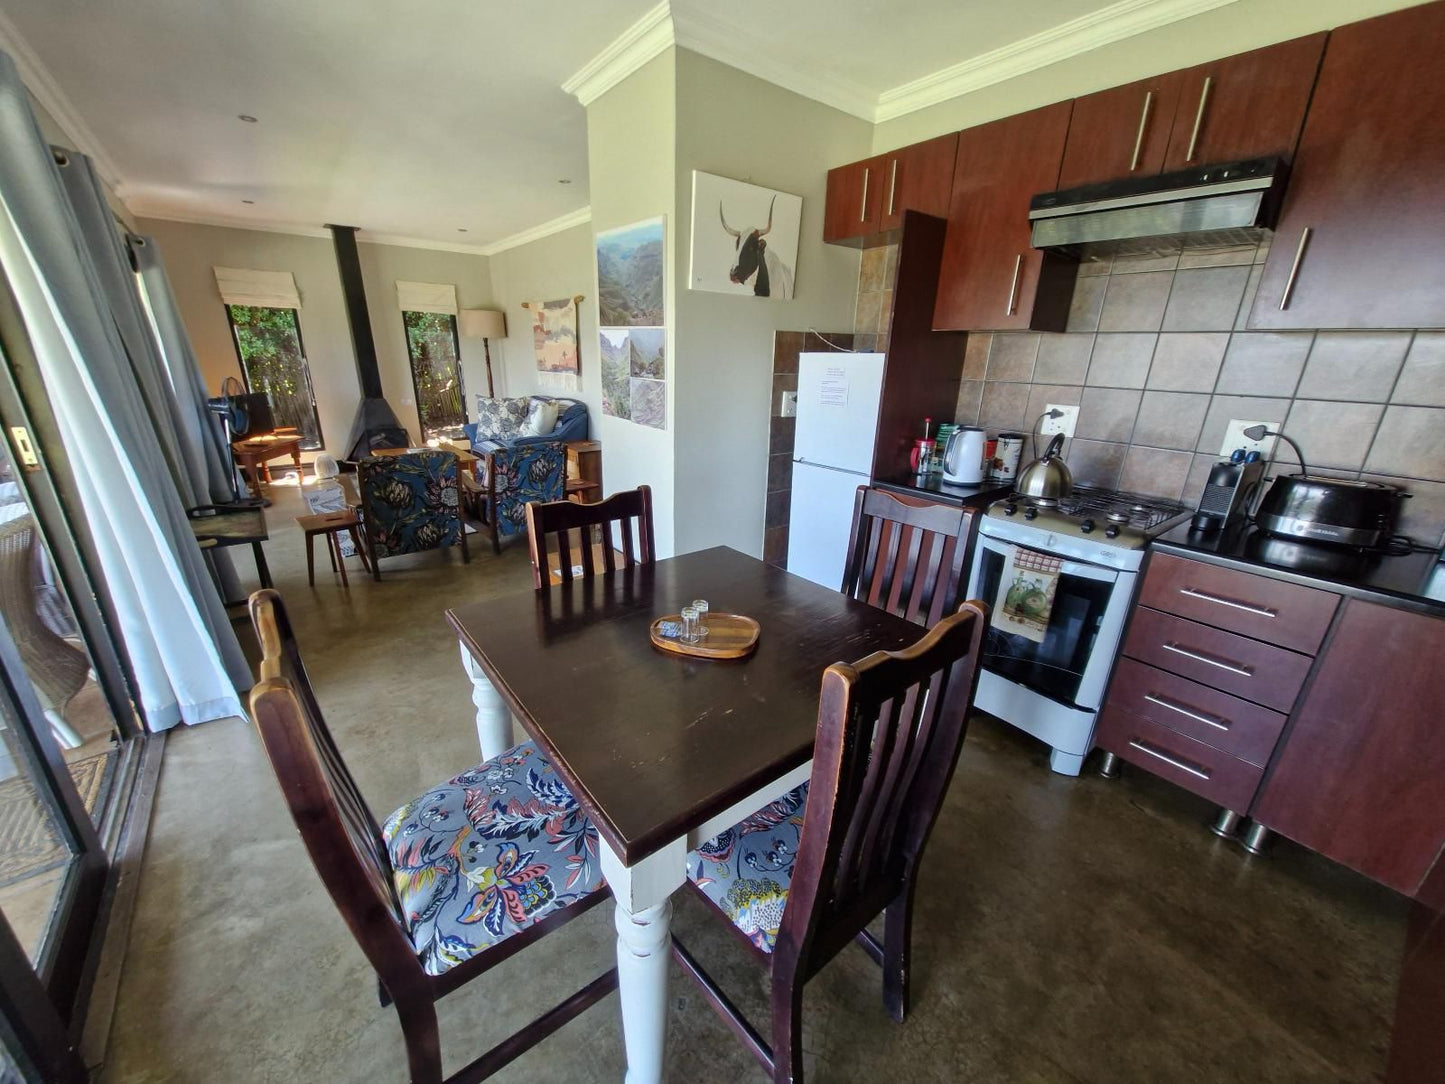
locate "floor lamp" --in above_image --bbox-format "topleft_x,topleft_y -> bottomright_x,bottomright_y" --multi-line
459,309 -> 507,397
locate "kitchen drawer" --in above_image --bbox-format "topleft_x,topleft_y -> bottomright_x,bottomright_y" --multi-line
1106,657 -> 1286,767
1123,607 -> 1313,712
1095,704 -> 1265,811
1140,552 -> 1339,654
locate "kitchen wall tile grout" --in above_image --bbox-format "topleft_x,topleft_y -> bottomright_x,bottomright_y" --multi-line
1358,329 -> 1419,477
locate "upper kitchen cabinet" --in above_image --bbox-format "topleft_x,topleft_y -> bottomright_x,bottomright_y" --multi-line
1057,72 -> 1183,190
823,155 -> 885,244
1250,3 -> 1445,329
934,101 -> 1076,332
879,133 -> 959,231
1160,34 -> 1325,172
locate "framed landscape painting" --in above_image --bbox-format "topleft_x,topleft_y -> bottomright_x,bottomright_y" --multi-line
689,171 -> 800,300
596,217 -> 665,326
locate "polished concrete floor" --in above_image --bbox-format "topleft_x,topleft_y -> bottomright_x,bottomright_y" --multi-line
100,486 -> 1408,1082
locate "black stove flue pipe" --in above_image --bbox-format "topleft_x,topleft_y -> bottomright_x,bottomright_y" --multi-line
327,224 -> 383,399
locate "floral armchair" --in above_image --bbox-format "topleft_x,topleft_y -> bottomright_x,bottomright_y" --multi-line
356,450 -> 469,579
470,439 -> 567,554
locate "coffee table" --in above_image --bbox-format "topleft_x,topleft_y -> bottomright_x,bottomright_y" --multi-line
231,433 -> 304,494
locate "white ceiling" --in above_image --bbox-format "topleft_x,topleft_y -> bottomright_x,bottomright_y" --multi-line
0,0 -> 1216,252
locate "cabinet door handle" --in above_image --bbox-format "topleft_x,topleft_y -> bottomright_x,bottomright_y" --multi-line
887,158 -> 899,216
1179,586 -> 1277,618
1005,254 -> 1023,316
1162,641 -> 1253,677
1129,90 -> 1155,172
860,167 -> 871,222
1184,76 -> 1213,163
1143,693 -> 1230,731
1279,227 -> 1312,310
1128,739 -> 1212,780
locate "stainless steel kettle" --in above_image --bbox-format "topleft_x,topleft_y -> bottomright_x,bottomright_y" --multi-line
1015,432 -> 1073,501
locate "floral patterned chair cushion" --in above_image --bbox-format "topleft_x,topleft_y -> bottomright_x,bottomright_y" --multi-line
686,783 -> 809,953
473,396 -> 532,441
486,440 -> 567,541
382,739 -> 604,977
357,450 -> 461,559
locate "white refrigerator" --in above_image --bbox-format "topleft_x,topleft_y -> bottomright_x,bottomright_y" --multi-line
786,352 -> 887,589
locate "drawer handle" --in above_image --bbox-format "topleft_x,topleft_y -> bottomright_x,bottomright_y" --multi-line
860,167 -> 871,222
1179,587 -> 1277,618
1161,641 -> 1253,677
1005,254 -> 1023,315
1144,693 -> 1230,731
1128,739 -> 1212,781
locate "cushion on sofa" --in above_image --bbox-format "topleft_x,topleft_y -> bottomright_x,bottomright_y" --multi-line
524,398 -> 560,437
474,396 -> 530,440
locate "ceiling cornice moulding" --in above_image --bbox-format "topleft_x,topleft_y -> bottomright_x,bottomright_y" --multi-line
874,0 -> 1243,123
480,206 -> 593,256
562,1 -> 674,106
136,210 -> 516,257
0,7 -> 126,190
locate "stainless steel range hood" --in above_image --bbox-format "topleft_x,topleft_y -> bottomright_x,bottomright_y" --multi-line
1029,157 -> 1289,257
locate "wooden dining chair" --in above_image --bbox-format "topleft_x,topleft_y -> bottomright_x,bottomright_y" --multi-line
245,589 -> 616,1083
523,484 -> 655,589
841,485 -> 971,626
673,599 -> 989,1083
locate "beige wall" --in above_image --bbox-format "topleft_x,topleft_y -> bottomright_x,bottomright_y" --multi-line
871,0 -> 1424,152
586,48 -> 678,556
672,50 -> 870,557
136,218 -> 496,459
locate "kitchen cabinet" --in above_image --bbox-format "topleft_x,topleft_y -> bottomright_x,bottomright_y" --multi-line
1056,72 -> 1183,190
1160,34 -> 1325,173
823,155 -> 884,244
933,101 -> 1077,332
879,133 -> 958,231
1251,599 -> 1445,897
1249,3 -> 1445,329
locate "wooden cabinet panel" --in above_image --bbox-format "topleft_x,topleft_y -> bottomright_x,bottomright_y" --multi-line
823,156 -> 885,243
1161,34 -> 1325,173
1249,3 -> 1445,329
880,134 -> 958,231
933,101 -> 1076,332
1106,658 -> 1286,767
1095,704 -> 1265,811
1122,607 -> 1312,711
1057,72 -> 1182,189
1252,599 -> 1445,896
1138,552 -> 1339,654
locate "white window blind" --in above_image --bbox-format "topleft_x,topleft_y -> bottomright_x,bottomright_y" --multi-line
213,267 -> 301,309
395,280 -> 458,315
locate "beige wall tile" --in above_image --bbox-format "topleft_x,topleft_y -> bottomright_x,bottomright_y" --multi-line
1067,439 -> 1126,488
1077,386 -> 1142,442
1112,250 -> 1180,274
1178,243 -> 1258,269
979,381 -> 1030,433
1067,276 -> 1106,332
1392,332 -> 1445,407
859,244 -> 886,294
854,289 -> 882,335
1363,405 -> 1445,482
1161,266 -> 1250,332
1234,264 -> 1265,330
1035,333 -> 1093,384
955,379 -> 983,425
1097,271 -> 1172,332
1216,332 -> 1312,397
1147,333 -> 1229,392
1296,331 -> 1411,402
1118,446 -> 1193,500
1197,395 -> 1290,454
1086,334 -> 1156,388
1132,391 -> 1210,450
986,333 -> 1040,382
1026,384 -> 1084,426
962,332 -> 991,381
1283,400 -> 1386,471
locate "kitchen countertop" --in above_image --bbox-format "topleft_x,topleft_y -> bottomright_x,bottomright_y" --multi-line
1151,521 -> 1445,618
872,473 -> 1010,510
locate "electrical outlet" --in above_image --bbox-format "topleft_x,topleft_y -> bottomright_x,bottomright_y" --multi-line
780,390 -> 798,418
1220,419 -> 1279,458
1040,404 -> 1078,439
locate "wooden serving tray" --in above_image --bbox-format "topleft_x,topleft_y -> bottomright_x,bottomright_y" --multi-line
649,613 -> 760,660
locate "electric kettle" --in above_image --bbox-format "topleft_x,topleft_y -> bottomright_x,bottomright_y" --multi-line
942,426 -> 987,485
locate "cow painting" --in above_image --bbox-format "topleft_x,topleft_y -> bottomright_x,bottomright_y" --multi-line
720,195 -> 795,299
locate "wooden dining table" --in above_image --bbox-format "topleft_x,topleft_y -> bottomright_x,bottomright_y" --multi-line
446,546 -> 925,1083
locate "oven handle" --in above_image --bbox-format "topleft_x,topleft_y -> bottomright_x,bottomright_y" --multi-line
974,534 -> 1121,583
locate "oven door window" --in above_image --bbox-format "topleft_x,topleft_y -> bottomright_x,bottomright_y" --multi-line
975,542 -> 1117,707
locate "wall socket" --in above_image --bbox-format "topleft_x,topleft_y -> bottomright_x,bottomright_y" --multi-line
780,390 -> 798,418
1040,404 -> 1079,440
1219,419 -> 1279,458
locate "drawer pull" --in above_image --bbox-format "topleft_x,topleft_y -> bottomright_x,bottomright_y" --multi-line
1144,693 -> 1230,731
1179,587 -> 1277,618
1128,739 -> 1212,781
1161,641 -> 1253,677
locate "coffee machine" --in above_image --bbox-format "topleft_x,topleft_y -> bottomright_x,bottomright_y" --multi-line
1191,450 -> 1265,533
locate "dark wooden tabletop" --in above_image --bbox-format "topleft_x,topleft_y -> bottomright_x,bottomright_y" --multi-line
447,546 -> 926,864
188,507 -> 268,545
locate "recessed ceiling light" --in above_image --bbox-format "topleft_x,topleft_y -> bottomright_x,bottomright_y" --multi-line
238,114 -> 258,123
241,199 -> 255,204
558,179 -> 572,185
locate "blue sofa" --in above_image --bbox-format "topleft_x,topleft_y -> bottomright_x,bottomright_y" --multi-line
462,394 -> 589,454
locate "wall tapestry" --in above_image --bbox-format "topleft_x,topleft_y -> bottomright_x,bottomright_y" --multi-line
525,296 -> 580,394
689,171 -> 801,300
596,216 -> 665,326
599,326 -> 665,430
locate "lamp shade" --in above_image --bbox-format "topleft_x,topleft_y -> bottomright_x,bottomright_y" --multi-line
459,308 -> 506,339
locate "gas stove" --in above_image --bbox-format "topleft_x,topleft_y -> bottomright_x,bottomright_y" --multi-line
987,486 -> 1192,549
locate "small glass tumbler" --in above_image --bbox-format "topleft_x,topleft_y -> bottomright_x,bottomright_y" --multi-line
680,605 -> 700,643
691,599 -> 709,637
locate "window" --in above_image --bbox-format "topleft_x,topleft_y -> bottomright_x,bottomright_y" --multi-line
224,304 -> 324,450
402,310 -> 466,438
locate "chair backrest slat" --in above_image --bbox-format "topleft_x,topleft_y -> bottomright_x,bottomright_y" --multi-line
777,600 -> 989,969
841,486 -> 970,626
525,485 -> 655,589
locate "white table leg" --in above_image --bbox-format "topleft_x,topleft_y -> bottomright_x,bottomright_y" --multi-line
600,837 -> 687,1084
458,642 -> 511,760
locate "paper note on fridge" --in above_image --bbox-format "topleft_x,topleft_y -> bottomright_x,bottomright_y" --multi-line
819,367 -> 849,406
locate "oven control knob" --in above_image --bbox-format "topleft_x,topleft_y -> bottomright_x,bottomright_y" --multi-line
1080,519 -> 1095,533
1024,507 -> 1038,520
1003,503 -> 1018,516
1105,524 -> 1121,539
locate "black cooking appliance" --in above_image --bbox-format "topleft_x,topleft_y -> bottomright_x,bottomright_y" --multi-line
1255,475 -> 1403,548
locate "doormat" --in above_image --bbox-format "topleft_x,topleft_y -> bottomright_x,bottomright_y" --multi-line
0,750 -> 113,888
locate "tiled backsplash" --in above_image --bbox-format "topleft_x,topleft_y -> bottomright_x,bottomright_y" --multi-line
939,241 -> 1445,547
